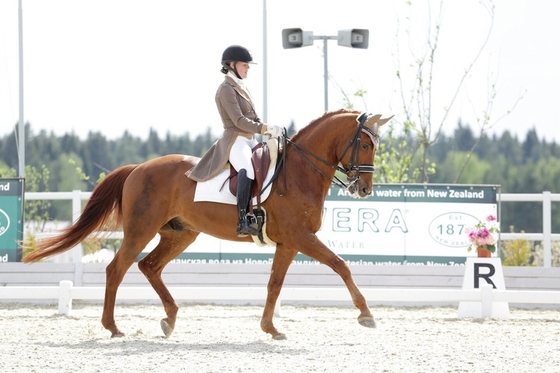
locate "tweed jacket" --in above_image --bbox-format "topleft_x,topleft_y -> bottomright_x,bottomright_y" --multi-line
186,76 -> 267,182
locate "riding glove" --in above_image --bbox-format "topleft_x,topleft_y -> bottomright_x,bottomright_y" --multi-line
264,124 -> 284,138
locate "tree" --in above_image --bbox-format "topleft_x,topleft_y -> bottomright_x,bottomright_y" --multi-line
433,152 -> 491,184
191,128 -> 215,157
392,0 -> 522,182
113,131 -> 145,166
81,131 -> 113,186
60,132 -> 81,155
0,127 -> 20,169
142,128 -> 162,159
287,120 -> 298,137
522,127 -> 543,163
453,122 -> 476,152
55,153 -> 88,192
497,131 -> 523,166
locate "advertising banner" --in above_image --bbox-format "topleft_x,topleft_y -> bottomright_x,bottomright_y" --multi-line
0,179 -> 24,262
319,184 -> 498,265
162,184 -> 499,266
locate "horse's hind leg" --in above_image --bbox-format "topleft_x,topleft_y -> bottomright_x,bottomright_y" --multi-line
260,244 -> 298,340
102,236 -> 150,337
137,230 -> 199,338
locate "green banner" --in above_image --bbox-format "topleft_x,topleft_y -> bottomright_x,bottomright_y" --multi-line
328,183 -> 499,204
0,179 -> 24,262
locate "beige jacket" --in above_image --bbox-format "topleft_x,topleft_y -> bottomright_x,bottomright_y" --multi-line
186,76 -> 267,182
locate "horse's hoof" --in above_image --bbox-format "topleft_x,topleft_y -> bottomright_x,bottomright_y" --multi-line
358,316 -> 377,328
272,333 -> 287,340
111,331 -> 125,338
160,319 -> 174,338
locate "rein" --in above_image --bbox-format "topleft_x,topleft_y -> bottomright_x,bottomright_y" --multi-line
270,112 -> 378,194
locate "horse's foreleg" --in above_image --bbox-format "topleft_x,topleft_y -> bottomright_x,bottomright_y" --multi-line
336,262 -> 376,328
294,235 -> 375,329
327,256 -> 375,328
138,231 -> 199,338
261,244 -> 298,340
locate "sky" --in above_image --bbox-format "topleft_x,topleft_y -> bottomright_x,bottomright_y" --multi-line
1,0 -> 559,145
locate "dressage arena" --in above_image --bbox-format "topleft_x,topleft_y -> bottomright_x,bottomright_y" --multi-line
1,302 -> 558,373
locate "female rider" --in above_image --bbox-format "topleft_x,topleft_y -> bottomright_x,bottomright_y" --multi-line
186,45 -> 283,237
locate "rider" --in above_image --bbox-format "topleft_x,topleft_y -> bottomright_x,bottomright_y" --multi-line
186,45 -> 284,237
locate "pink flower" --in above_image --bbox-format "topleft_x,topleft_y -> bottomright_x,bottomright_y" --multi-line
466,215 -> 500,253
477,227 -> 490,238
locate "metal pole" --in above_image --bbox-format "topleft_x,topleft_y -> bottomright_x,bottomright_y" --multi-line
323,37 -> 328,112
18,0 -> 25,178
262,0 -> 268,122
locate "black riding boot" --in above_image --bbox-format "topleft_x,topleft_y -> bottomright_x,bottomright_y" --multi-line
236,169 -> 259,237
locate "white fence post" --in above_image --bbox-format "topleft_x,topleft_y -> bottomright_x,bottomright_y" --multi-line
543,191 -> 552,268
58,280 -> 73,315
480,284 -> 493,318
71,190 -> 83,264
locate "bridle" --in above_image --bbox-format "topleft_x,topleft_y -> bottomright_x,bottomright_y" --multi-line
273,112 -> 379,193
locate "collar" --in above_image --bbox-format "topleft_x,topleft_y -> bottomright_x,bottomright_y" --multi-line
227,71 -> 245,87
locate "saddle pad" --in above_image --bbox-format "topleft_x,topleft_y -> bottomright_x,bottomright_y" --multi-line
193,139 -> 278,205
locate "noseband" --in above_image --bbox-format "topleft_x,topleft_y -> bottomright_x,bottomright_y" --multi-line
282,112 -> 379,191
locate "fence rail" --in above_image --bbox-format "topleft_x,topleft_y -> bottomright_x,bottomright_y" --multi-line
25,190 -> 560,266
2,280 -> 560,318
499,191 -> 560,267
3,261 -> 560,319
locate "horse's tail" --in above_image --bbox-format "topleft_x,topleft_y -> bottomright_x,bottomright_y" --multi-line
22,164 -> 138,263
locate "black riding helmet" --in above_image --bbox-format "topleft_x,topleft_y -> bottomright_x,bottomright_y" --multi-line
221,45 -> 255,79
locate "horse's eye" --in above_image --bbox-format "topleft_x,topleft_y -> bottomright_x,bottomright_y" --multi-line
361,143 -> 370,151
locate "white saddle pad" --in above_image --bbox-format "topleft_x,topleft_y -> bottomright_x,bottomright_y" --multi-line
193,140 -> 278,205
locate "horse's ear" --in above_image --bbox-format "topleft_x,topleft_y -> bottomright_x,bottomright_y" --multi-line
376,115 -> 394,127
364,114 -> 394,129
364,114 -> 381,129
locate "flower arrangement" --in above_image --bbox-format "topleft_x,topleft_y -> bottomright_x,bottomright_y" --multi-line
466,215 -> 500,253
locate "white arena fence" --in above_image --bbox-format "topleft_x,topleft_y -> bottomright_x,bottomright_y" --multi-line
25,190 -> 560,266
1,190 -> 558,313
2,262 -> 560,315
2,280 -> 560,317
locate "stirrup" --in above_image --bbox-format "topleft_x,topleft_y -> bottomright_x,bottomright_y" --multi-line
237,214 -> 259,237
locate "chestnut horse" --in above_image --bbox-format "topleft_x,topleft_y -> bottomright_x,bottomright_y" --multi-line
23,109 -> 392,340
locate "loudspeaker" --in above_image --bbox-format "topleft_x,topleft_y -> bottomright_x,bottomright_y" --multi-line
282,28 -> 314,49
337,29 -> 369,49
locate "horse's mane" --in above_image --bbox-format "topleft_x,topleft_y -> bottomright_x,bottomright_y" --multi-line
289,109 -> 359,142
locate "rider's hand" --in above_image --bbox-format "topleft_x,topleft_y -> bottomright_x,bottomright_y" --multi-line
264,124 -> 284,138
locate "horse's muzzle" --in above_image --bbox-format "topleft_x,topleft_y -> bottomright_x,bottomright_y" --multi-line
347,175 -> 372,198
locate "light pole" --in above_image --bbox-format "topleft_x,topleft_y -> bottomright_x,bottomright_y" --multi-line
18,0 -> 25,178
282,28 -> 369,112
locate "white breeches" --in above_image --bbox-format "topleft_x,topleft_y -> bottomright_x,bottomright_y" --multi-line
229,136 -> 258,179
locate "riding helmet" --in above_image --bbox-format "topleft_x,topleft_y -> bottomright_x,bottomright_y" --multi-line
221,45 -> 254,65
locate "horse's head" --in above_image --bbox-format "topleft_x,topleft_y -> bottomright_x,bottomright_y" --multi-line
340,112 -> 393,198
285,110 -> 392,199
